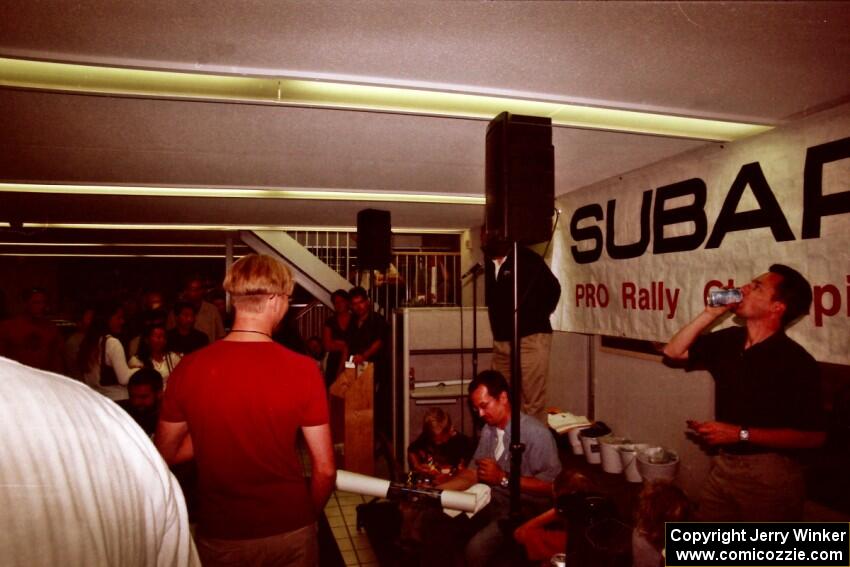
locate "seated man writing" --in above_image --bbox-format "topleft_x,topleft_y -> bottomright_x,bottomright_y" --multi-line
437,370 -> 561,567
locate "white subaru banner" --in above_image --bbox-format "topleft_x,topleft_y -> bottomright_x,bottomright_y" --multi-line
551,103 -> 850,365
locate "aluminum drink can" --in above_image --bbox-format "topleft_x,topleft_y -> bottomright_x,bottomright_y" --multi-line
707,288 -> 743,306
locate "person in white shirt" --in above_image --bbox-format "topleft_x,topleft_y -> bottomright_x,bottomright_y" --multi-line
78,301 -> 135,401
0,355 -> 199,567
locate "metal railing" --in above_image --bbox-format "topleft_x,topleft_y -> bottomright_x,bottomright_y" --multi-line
286,230 -> 462,339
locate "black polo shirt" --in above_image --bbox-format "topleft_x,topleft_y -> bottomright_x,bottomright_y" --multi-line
687,326 -> 824,452
348,311 -> 389,362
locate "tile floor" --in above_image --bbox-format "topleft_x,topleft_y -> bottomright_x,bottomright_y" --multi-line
324,490 -> 378,567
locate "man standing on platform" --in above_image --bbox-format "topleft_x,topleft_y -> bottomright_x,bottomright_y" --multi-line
483,232 -> 561,424
347,286 -> 391,441
663,264 -> 825,521
437,370 -> 561,567
156,254 -> 335,566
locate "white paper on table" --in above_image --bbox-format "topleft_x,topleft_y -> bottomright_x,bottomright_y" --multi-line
442,483 -> 491,518
547,412 -> 591,434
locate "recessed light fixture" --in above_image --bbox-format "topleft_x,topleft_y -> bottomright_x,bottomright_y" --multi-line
0,57 -> 772,141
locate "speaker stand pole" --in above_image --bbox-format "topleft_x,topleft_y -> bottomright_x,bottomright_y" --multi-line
509,240 -> 525,523
471,268 -> 481,380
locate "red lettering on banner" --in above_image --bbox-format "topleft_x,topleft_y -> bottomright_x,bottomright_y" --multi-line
813,284 -> 841,327
576,284 -> 610,309
622,282 -> 636,309
597,284 -> 610,307
622,282 -> 680,319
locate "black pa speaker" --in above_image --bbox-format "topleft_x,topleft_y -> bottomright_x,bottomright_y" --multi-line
485,112 -> 554,245
357,209 -> 392,270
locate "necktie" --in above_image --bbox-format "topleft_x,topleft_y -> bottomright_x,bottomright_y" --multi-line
495,428 -> 505,461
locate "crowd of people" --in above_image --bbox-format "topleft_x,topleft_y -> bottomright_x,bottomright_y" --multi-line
0,253 -> 829,567
0,279 -> 226,384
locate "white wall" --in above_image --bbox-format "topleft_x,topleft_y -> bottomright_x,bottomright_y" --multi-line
590,337 -> 714,499
547,331 -> 590,418
547,332 -> 714,498
459,227 -> 485,308
546,331 -> 713,498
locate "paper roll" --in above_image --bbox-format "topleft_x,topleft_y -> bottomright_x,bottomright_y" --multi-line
439,488 -> 478,513
335,470 -> 391,498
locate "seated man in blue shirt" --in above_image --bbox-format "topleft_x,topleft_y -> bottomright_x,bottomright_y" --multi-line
437,370 -> 561,567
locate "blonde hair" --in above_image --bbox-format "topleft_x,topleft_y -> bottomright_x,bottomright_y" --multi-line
422,407 -> 451,438
224,254 -> 294,312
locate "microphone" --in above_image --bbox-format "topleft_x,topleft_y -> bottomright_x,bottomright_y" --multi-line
461,262 -> 484,278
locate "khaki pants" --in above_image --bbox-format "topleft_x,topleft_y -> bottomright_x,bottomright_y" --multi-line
491,333 -> 552,424
696,452 -> 805,522
196,522 -> 318,567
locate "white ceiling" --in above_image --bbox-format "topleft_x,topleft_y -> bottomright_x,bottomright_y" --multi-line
1,1 -> 849,233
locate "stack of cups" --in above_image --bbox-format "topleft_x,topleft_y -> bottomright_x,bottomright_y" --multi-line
618,443 -> 649,482
567,425 -> 590,455
579,422 -> 611,465
599,436 -> 629,474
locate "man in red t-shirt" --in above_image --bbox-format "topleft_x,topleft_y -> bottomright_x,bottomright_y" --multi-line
0,287 -> 64,373
156,255 -> 335,567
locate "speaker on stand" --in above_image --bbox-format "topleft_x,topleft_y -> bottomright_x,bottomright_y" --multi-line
485,112 -> 554,244
483,112 -> 555,523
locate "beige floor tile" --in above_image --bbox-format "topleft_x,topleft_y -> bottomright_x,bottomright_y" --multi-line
331,525 -> 349,539
352,533 -> 372,550
335,538 -> 354,552
341,505 -> 360,517
341,550 -> 359,566
327,515 -> 346,528
355,547 -> 377,563
324,506 -> 342,518
338,494 -> 364,506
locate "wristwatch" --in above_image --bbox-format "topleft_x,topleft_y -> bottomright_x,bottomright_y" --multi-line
739,426 -> 750,442
500,475 -> 509,489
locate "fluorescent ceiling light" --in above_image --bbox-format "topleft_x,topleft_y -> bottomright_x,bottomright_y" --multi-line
0,57 -> 771,141
0,253 -> 229,258
0,242 -> 240,248
17,222 -> 464,234
0,183 -> 483,205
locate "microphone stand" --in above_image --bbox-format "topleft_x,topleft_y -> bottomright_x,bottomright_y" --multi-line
472,267 -> 481,379
462,263 -> 485,381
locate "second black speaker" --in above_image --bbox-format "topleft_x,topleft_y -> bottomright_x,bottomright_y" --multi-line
357,208 -> 392,270
485,112 -> 554,245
